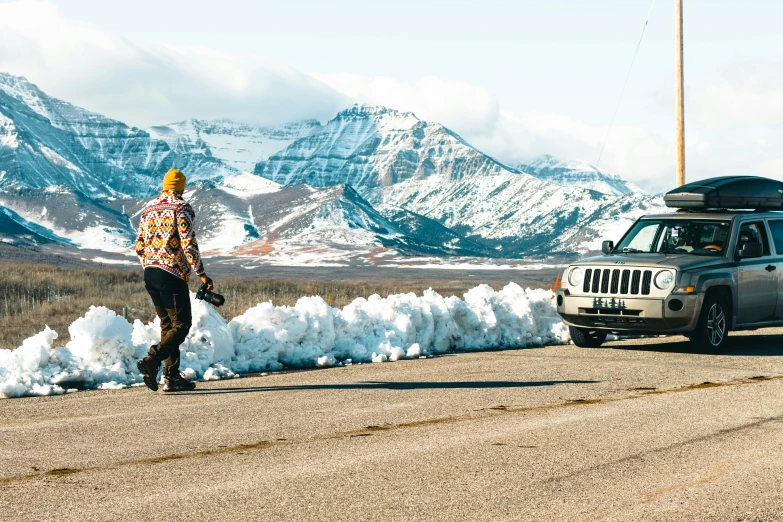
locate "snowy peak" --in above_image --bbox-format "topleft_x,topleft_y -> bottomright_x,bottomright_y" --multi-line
254,103 -> 521,192
0,72 -> 142,139
0,73 -> 58,121
147,118 -> 321,172
0,72 -> 238,197
333,104 -> 420,128
518,155 -> 643,196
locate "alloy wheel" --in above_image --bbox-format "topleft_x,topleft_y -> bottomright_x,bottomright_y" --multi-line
705,303 -> 726,347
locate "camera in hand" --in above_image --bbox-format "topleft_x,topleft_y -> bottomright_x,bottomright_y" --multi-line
196,283 -> 225,307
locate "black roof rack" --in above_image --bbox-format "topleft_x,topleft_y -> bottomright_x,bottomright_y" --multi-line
664,176 -> 783,210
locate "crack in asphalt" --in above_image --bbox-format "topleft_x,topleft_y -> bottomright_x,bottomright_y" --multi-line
2,374 -> 782,487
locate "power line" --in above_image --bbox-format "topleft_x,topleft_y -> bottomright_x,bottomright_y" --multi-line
595,0 -> 656,169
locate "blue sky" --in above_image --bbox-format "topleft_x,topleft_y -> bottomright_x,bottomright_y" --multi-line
1,0 -> 781,191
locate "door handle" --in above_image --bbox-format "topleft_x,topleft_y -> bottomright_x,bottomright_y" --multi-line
766,265 -> 777,272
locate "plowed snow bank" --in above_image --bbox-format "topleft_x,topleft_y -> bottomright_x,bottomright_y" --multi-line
0,283 -> 569,398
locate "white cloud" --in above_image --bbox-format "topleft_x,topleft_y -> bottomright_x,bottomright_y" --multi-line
1,0 -> 781,194
691,62 -> 783,129
314,73 -> 500,135
0,0 -> 347,127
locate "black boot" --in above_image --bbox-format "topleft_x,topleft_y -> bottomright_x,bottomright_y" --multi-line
137,356 -> 161,392
163,372 -> 196,392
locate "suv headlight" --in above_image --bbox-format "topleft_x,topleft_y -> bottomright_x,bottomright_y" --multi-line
654,270 -> 675,290
568,267 -> 583,286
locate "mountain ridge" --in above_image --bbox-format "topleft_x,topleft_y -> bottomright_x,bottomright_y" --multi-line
0,72 -> 661,263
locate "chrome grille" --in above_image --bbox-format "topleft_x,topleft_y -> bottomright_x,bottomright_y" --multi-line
580,267 -> 653,296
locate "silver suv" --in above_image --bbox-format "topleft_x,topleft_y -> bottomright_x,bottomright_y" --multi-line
555,176 -> 783,349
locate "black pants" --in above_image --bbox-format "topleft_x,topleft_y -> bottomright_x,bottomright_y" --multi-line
144,267 -> 192,376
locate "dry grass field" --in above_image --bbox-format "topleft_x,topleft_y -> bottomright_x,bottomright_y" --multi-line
0,262 -> 547,349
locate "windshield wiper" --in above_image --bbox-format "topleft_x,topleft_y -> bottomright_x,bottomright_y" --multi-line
620,247 -> 643,253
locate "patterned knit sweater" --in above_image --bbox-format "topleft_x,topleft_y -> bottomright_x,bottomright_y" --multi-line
135,191 -> 205,281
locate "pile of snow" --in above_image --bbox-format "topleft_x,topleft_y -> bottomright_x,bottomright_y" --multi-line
0,283 -> 569,398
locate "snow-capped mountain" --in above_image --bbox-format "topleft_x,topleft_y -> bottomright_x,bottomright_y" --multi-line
0,73 -> 235,197
517,155 -> 643,196
253,104 -> 661,255
377,172 -> 666,255
254,105 -> 518,190
0,72 -> 662,262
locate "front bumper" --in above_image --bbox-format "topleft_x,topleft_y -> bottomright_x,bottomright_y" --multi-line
555,291 -> 702,333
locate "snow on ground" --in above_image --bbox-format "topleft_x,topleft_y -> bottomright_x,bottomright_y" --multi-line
91,257 -> 136,266
0,283 -> 570,398
233,249 -> 354,267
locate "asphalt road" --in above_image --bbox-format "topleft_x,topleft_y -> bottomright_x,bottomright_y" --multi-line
3,331 -> 783,521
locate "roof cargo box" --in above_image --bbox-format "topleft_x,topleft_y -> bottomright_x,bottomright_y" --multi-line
664,176 -> 783,210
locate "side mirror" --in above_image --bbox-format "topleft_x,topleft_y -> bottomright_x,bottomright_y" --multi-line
738,242 -> 762,259
602,240 -> 614,255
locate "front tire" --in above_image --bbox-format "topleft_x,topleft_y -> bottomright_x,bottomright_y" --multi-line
569,326 -> 608,348
689,293 -> 729,349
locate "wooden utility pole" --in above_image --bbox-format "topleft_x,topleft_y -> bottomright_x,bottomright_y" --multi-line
675,0 -> 685,186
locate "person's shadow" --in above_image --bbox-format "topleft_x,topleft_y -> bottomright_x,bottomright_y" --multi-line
178,380 -> 599,396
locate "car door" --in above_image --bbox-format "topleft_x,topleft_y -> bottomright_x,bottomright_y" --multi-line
766,219 -> 783,320
736,221 -> 777,324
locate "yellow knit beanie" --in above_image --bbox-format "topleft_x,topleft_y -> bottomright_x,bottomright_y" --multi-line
163,169 -> 186,192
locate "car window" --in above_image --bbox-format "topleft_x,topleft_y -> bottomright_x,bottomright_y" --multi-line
625,223 -> 659,251
656,221 -> 730,255
615,219 -> 730,256
768,220 -> 783,255
737,222 -> 771,256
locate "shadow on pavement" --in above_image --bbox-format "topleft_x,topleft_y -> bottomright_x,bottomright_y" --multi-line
608,334 -> 783,356
180,380 -> 599,396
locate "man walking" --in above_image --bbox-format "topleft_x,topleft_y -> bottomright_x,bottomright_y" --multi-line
135,168 -> 214,392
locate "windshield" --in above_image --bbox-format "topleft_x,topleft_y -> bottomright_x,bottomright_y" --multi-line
614,219 -> 731,256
